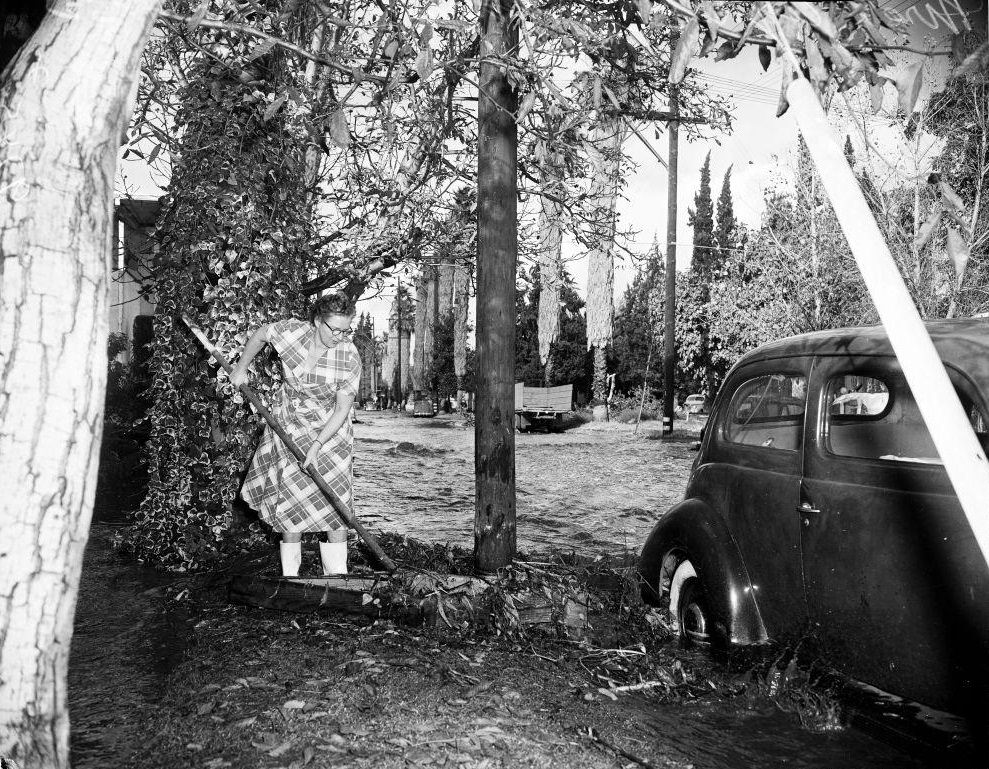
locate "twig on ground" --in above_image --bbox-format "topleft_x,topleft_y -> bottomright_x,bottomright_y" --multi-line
612,680 -> 666,693
584,727 -> 657,769
529,645 -> 563,663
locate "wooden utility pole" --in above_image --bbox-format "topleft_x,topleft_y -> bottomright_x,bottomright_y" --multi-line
662,82 -> 679,437
475,0 -> 518,572
395,277 -> 403,405
433,263 -> 440,410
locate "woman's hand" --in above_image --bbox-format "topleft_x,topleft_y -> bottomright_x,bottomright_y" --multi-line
230,365 -> 248,388
303,439 -> 322,468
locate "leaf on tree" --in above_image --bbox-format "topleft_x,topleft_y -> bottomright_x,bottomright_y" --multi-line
246,38 -> 276,62
946,226 -> 971,288
714,40 -> 737,61
758,44 -> 771,71
700,31 -> 719,58
414,47 -> 433,81
955,40 -> 989,78
776,77 -> 789,118
669,15 -> 700,84
938,180 -> 967,223
804,36 -> 828,92
635,0 -> 652,25
328,109 -> 350,148
914,204 -> 942,250
869,83 -> 884,113
517,90 -> 537,123
828,42 -> 862,90
263,93 -> 287,122
419,21 -> 433,47
897,61 -> 923,116
209,80 -> 221,101
186,0 -> 208,31
592,76 -> 602,109
790,2 -> 838,41
700,1 -> 720,40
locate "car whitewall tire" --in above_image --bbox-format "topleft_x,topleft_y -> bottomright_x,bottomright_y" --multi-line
668,559 -> 697,618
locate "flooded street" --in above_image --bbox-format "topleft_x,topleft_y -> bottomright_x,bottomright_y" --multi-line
69,411 -> 932,768
354,412 -> 693,555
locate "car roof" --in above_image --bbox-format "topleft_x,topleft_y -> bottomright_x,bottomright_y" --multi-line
733,319 -> 989,385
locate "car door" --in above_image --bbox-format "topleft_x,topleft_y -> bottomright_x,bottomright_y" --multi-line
800,354 -> 989,711
698,358 -> 811,638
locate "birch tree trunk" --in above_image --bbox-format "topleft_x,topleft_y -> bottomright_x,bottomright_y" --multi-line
412,273 -> 428,392
452,260 -> 469,404
585,93 -> 625,419
536,143 -> 563,375
0,2 -> 162,767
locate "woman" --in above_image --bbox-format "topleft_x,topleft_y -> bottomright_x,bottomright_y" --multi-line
231,293 -> 361,577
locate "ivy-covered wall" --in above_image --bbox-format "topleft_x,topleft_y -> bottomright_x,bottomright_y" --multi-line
128,58 -> 323,570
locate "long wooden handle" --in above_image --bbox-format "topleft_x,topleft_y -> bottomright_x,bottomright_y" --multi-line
181,315 -> 397,573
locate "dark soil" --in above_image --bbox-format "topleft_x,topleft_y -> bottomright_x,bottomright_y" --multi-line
71,529 -> 932,769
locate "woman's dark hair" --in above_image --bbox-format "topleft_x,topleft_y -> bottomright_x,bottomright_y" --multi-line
309,293 -> 356,323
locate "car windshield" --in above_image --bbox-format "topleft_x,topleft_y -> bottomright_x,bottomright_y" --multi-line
723,373 -> 807,451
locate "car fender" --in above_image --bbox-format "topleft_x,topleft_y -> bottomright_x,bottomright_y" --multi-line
638,499 -> 768,646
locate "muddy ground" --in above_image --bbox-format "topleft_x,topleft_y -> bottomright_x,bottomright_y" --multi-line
70,411 -> 937,769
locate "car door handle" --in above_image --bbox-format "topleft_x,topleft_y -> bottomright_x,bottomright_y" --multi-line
796,502 -> 822,515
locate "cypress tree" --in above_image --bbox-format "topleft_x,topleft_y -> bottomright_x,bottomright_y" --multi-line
689,151 -> 716,279
714,166 -> 737,265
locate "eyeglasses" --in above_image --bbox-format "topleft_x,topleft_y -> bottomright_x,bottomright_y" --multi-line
321,322 -> 354,338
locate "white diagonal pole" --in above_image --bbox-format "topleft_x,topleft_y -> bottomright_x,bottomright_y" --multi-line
786,76 -> 989,570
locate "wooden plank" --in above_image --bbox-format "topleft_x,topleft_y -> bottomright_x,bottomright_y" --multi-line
229,574 -> 421,622
515,383 -> 573,413
228,572 -> 589,639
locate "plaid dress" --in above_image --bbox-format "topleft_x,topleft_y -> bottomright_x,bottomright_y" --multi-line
241,319 -> 362,533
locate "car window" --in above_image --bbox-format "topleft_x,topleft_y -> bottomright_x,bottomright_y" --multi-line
826,374 -> 989,463
723,373 -> 807,451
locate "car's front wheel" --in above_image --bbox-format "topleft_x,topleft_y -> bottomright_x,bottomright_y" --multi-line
669,558 -> 712,647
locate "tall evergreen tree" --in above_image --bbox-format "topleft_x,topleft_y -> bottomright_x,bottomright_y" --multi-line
612,241 -> 664,395
688,151 -> 716,279
714,166 -> 738,263
515,264 -> 592,400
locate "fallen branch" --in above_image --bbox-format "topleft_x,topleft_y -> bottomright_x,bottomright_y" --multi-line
611,680 -> 666,693
584,727 -> 657,769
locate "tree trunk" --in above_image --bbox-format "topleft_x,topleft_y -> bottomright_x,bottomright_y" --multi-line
585,80 -> 624,422
474,0 -> 517,572
536,137 -> 563,371
0,2 -> 162,766
592,345 -> 608,405
412,271 -> 428,393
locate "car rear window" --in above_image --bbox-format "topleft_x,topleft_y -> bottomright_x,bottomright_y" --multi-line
826,374 -> 989,463
723,374 -> 807,451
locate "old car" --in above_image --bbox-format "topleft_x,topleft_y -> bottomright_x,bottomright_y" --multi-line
638,320 -> 989,720
683,393 -> 709,416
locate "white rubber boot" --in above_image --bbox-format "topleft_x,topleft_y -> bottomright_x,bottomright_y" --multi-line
279,541 -> 302,577
319,540 -> 348,576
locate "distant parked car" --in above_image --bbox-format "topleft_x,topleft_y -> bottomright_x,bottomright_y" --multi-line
683,394 -> 709,415
638,320 -> 989,720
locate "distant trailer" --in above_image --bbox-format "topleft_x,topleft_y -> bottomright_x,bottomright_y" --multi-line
514,382 -> 573,431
